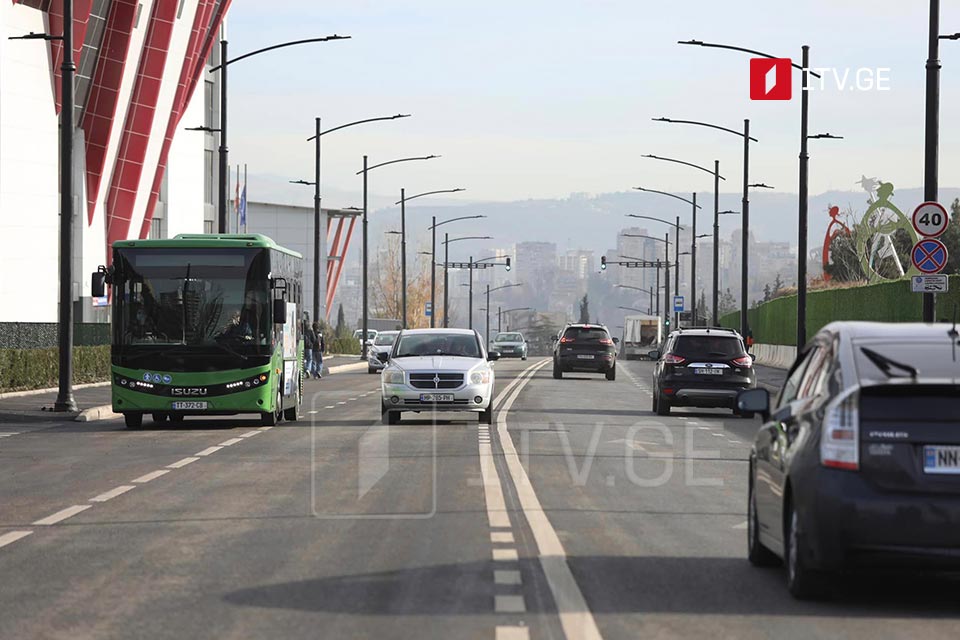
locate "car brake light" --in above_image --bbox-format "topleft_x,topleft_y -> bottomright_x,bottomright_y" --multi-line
664,354 -> 685,364
598,338 -> 613,345
560,336 -> 575,343
731,355 -> 752,368
820,389 -> 859,471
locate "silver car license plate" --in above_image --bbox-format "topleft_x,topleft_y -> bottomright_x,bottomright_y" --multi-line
694,368 -> 723,376
171,401 -> 207,410
924,445 -> 960,474
420,393 -> 454,403
577,354 -> 595,359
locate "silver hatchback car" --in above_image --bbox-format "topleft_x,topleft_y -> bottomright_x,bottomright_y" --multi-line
379,328 -> 500,425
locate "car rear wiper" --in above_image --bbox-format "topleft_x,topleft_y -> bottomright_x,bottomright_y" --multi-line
860,346 -> 918,379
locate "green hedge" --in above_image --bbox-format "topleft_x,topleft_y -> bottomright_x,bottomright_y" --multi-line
720,275 -> 960,345
0,345 -> 111,393
326,336 -> 361,355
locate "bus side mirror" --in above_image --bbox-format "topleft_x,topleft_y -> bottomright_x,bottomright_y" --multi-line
91,272 -> 106,298
272,299 -> 286,324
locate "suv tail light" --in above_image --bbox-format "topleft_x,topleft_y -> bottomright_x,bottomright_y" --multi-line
598,338 -> 614,345
730,355 -> 752,368
664,354 -> 686,365
560,336 -> 575,343
820,389 -> 859,471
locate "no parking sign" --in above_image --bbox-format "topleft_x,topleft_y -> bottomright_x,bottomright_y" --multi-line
911,238 -> 948,274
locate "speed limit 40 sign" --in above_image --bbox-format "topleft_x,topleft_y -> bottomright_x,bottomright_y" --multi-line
912,202 -> 949,237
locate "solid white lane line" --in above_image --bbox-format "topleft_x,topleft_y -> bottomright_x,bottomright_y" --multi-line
239,430 -> 261,438
492,548 -> 519,562
33,505 -> 92,526
218,437 -> 244,447
494,569 -> 522,585
195,446 -> 223,457
496,359 -> 603,640
491,531 -> 515,543
90,485 -> 136,503
132,469 -> 170,484
0,530 -> 32,549
495,595 -> 526,613
167,457 -> 199,469
0,432 -> 19,437
496,626 -> 530,640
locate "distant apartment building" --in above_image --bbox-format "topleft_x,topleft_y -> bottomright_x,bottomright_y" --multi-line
515,241 -> 557,312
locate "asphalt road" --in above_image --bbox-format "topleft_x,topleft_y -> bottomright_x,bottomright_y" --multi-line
1,358 -> 958,639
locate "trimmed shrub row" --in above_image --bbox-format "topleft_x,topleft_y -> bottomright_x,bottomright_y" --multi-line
0,346 -> 111,393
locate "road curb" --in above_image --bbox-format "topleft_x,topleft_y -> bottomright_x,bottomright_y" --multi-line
75,404 -> 120,422
0,380 -> 110,400
327,361 -> 367,374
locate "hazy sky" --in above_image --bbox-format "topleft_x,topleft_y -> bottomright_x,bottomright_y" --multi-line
226,0 -> 960,209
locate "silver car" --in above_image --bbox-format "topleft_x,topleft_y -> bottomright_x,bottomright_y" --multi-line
490,331 -> 528,360
380,328 -> 499,425
367,331 -> 399,373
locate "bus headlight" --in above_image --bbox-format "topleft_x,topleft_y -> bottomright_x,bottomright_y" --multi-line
382,370 -> 405,385
470,370 -> 491,385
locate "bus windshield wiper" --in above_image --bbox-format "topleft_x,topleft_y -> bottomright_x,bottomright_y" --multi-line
860,346 -> 918,379
212,337 -> 249,361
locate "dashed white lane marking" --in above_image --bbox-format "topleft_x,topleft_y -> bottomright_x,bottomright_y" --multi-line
349,397 -> 358,401
218,437 -> 244,447
711,433 -> 724,437
494,570 -> 522,585
0,432 -> 19,438
259,426 -> 273,431
336,401 -> 347,405
90,485 -> 136,503
733,521 -> 749,529
132,469 -> 170,484
495,595 -> 527,613
496,359 -> 603,640
491,531 -> 515,543
196,446 -> 223,457
33,505 -> 92,526
307,410 -> 319,415
0,531 -> 33,549
492,548 -> 519,562
496,626 -> 530,640
239,430 -> 261,438
167,457 -> 199,469
324,406 -> 335,409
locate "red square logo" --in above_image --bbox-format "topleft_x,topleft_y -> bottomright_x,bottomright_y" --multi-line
750,58 -> 792,100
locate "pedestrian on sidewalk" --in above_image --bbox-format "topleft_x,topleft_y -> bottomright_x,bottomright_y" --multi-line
311,322 -> 325,379
303,320 -> 317,378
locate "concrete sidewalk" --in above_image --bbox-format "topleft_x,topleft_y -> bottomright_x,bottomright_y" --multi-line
0,355 -> 366,424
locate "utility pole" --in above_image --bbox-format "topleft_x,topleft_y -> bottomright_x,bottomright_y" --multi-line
923,0 -> 941,323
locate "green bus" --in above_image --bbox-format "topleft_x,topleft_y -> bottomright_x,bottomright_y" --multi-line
91,234 -> 304,429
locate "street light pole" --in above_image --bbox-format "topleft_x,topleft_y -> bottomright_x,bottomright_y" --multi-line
54,0 -> 77,412
444,233 -> 450,327
923,0 -> 941,323
468,256 -> 474,330
431,217 -> 437,327
691,193 -> 697,324
713,162 -> 720,325
401,188 -> 408,328
741,119 -> 750,338
362,155 -> 369,357
313,117 -> 321,322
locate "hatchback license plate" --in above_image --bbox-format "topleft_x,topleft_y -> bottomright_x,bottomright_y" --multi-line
577,354 -> 595,359
694,368 -> 724,376
923,445 -> 960,474
171,401 -> 207,410
420,393 -> 454,403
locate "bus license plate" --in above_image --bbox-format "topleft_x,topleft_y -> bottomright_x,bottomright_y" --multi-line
171,401 -> 207,410
923,445 -> 960,474
420,393 -> 454,403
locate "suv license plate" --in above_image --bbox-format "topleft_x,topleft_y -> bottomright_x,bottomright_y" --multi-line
420,393 -> 454,403
171,401 -> 207,410
577,354 -> 595,359
694,368 -> 724,376
923,445 -> 960,474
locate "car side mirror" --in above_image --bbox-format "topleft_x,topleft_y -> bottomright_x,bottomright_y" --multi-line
748,353 -> 756,361
377,352 -> 389,363
647,349 -> 661,360
91,271 -> 106,298
550,336 -> 558,343
488,351 -> 501,361
272,298 -> 286,324
612,337 -> 620,344
737,388 -> 770,421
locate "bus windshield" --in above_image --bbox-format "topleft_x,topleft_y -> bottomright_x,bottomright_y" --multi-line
113,247 -> 272,365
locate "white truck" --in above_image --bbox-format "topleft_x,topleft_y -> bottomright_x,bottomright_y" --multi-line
621,314 -> 662,360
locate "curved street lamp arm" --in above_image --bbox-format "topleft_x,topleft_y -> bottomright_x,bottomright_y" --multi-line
626,213 -> 686,230
444,235 -> 492,244
642,154 -> 725,180
395,187 -> 465,205
622,233 -> 670,245
357,155 -> 439,175
490,282 -> 523,293
632,187 -> 702,209
308,114 -> 410,141
677,39 -> 821,78
210,35 -> 351,72
653,117 -> 758,143
428,214 -> 485,229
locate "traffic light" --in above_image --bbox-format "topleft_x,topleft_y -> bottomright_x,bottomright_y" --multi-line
600,256 -> 607,270
505,257 -> 511,271
664,316 -> 671,330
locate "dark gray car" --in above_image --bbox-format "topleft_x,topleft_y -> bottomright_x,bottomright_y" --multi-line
738,321 -> 960,599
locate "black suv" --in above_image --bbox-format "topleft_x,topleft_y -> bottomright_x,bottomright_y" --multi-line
650,327 -> 756,416
552,324 -> 618,380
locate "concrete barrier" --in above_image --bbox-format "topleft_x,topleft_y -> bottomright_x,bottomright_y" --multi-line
750,343 -> 797,370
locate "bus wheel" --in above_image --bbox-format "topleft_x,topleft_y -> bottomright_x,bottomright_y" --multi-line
261,388 -> 282,426
283,374 -> 301,422
151,413 -> 167,424
124,413 -> 143,429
